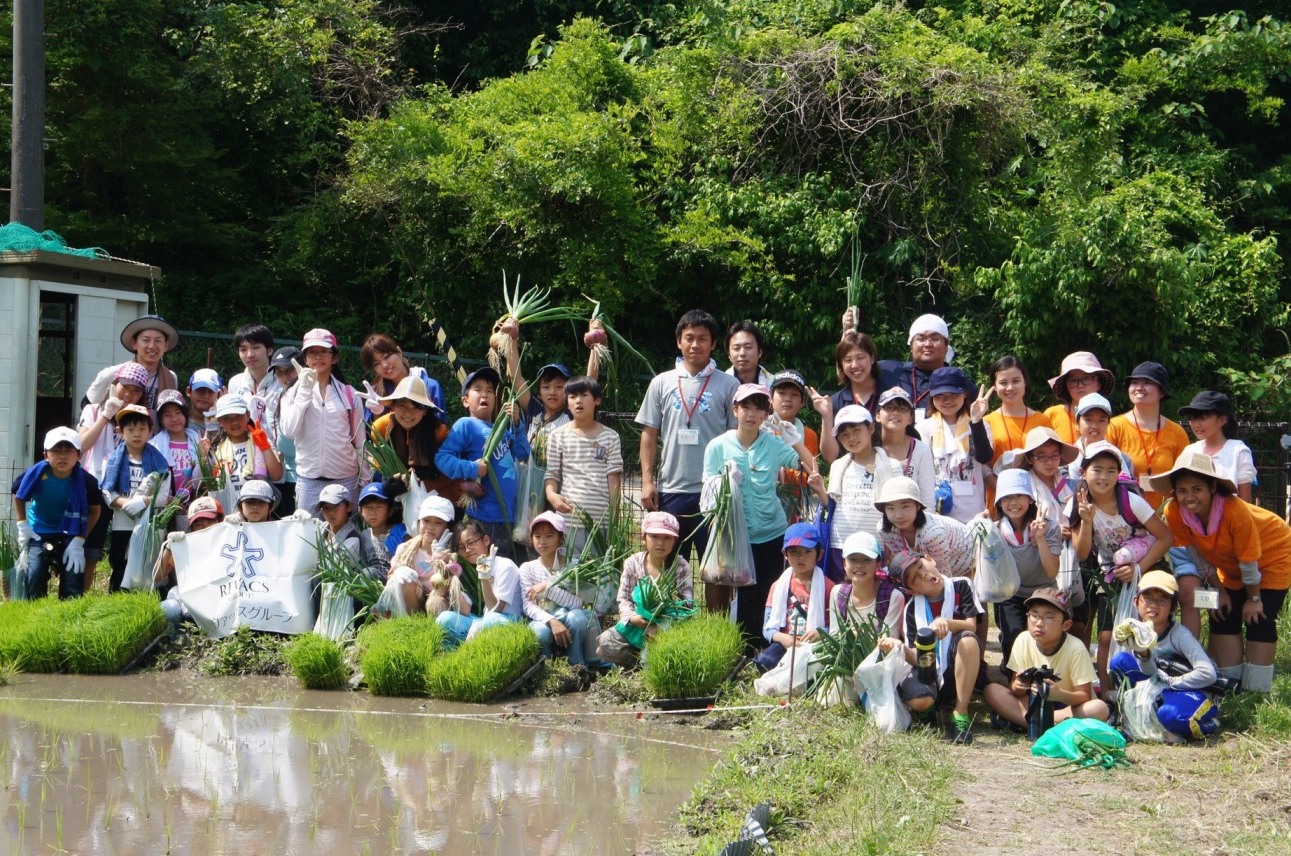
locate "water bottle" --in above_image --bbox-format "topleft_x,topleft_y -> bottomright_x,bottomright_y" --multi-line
915,628 -> 937,685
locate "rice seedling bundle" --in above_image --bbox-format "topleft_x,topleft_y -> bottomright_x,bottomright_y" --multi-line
425,621 -> 541,703
0,596 -> 93,672
61,592 -> 169,674
644,613 -> 744,700
285,633 -> 350,690
357,616 -> 445,696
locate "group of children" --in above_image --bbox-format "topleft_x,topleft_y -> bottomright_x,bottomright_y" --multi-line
8,307 -> 1289,746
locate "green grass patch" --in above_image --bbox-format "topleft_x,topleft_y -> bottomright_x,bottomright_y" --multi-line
0,596 -> 94,672
668,705 -> 957,855
201,625 -> 290,676
285,633 -> 350,690
425,621 -> 541,703
357,616 -> 445,696
61,592 -> 168,674
644,613 -> 743,699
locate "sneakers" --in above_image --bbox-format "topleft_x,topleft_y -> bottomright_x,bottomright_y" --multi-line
949,721 -> 974,745
990,712 -> 1026,735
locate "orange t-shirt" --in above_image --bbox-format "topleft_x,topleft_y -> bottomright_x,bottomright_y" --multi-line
1043,404 -> 1079,445
983,409 -> 1053,468
1107,414 -> 1190,509
1164,498 -> 1291,591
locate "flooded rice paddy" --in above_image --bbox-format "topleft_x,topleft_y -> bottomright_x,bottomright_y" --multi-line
0,673 -> 724,854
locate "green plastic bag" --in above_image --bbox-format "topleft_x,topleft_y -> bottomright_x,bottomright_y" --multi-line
1031,718 -> 1130,770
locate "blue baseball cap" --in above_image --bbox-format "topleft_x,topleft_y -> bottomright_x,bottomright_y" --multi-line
358,482 -> 390,504
461,366 -> 502,395
782,522 -> 821,551
535,363 -> 571,381
928,366 -> 973,398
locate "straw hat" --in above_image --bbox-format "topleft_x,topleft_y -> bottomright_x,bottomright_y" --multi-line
379,375 -> 438,410
1147,447 -> 1237,496
1048,352 -> 1114,402
1019,426 -> 1078,466
874,476 -> 924,511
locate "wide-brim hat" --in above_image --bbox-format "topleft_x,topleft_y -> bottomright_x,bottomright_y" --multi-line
1126,361 -> 1171,399
379,375 -> 438,410
120,315 -> 179,352
1019,426 -> 1078,466
1147,447 -> 1237,496
1048,352 -> 1114,403
995,468 -> 1036,503
874,476 -> 925,511
1177,390 -> 1234,420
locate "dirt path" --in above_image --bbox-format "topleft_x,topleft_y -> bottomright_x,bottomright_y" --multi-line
943,731 -> 1291,855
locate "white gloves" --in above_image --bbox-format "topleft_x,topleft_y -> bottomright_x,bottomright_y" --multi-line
766,414 -> 802,447
166,531 -> 187,544
357,381 -> 385,415
288,508 -> 315,522
16,520 -> 34,552
248,394 -> 267,425
102,396 -> 125,419
121,497 -> 148,519
1113,618 -> 1157,653
292,358 -> 318,395
63,537 -> 87,575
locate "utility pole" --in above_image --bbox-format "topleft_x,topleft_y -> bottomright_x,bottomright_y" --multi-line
10,0 -> 45,230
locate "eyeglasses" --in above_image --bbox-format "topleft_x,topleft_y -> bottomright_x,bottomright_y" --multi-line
882,403 -> 913,413
1026,612 -> 1063,624
912,334 -> 945,346
459,536 -> 485,551
1139,592 -> 1173,606
1030,451 -> 1061,463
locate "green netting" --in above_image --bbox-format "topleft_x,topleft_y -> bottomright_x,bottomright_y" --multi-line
0,222 -> 108,259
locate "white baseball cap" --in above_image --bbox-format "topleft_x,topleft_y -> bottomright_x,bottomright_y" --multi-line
842,532 -> 882,560
239,480 -> 275,504
418,494 -> 456,523
214,393 -> 250,419
43,426 -> 82,452
316,483 -> 353,508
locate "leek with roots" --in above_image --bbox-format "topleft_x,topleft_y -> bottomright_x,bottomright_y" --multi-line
365,426 -> 409,479
807,612 -> 884,700
487,271 -> 585,372
311,531 -> 384,622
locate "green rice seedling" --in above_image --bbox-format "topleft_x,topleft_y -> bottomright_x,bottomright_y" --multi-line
285,633 -> 350,690
202,626 -> 289,676
61,592 -> 168,674
424,621 -> 541,703
364,426 -> 409,479
357,616 -> 445,696
643,613 -> 743,700
1,518 -> 22,600
807,612 -> 883,702
0,596 -> 93,672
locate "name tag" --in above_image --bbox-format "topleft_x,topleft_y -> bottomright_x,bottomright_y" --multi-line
952,480 -> 975,496
1139,474 -> 1154,492
1194,589 -> 1220,610
677,428 -> 700,446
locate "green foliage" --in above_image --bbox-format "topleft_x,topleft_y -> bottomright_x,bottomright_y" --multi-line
0,597 -> 93,672
61,593 -> 169,675
643,613 -> 743,699
425,622 -> 542,703
356,615 -> 445,696
285,633 -> 351,690
202,626 -> 290,677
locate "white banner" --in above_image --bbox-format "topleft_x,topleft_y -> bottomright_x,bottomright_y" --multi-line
171,520 -> 320,638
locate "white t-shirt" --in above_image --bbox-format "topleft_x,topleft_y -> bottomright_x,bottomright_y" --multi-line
829,457 -> 895,548
1062,491 -> 1155,567
917,416 -> 990,523
1187,439 -> 1257,487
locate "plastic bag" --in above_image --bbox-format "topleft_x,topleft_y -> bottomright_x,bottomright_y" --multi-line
1031,718 -> 1127,763
814,674 -> 860,708
4,560 -> 28,601
699,484 -> 756,587
855,646 -> 913,733
122,504 -> 162,590
970,520 -> 1019,603
1106,565 -> 1142,662
399,477 -> 431,541
314,581 -> 356,641
511,457 -> 547,545
372,577 -> 410,620
1118,679 -> 1172,743
753,641 -> 818,698
1057,541 -> 1085,607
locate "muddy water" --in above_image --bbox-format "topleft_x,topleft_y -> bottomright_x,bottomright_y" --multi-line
0,674 -> 724,855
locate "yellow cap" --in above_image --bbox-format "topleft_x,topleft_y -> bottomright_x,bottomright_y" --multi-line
1138,570 -> 1179,596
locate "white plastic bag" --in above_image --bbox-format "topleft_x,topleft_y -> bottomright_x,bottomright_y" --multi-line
855,646 -> 913,733
814,674 -> 860,708
399,478 -> 431,540
1057,541 -> 1085,607
511,457 -> 547,544
1107,565 -> 1142,662
372,577 -> 410,620
122,504 -> 162,590
1119,680 -> 1171,743
700,483 -> 757,587
314,581 -> 356,641
970,520 -> 1019,603
753,642 -> 819,698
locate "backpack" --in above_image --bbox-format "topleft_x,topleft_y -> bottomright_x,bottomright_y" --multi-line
835,578 -> 898,626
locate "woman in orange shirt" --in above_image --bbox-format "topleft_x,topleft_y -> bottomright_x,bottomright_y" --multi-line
983,355 -> 1053,470
1153,449 -> 1290,693
1106,362 -> 1189,510
1044,352 -> 1115,444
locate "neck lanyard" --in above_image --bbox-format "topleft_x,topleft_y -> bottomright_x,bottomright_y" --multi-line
1003,411 -> 1031,451
677,373 -> 713,428
911,367 -> 930,407
1131,411 -> 1161,474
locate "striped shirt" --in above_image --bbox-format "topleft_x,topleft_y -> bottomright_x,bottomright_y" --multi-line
544,422 -> 623,530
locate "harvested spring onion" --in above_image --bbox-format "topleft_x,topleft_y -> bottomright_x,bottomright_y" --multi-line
487,272 -> 585,371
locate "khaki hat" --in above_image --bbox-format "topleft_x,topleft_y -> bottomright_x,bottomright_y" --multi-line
1024,587 -> 1072,619
114,404 -> 153,425
1019,426 -> 1078,466
379,375 -> 439,410
1147,447 -> 1238,496
874,476 -> 924,511
1138,570 -> 1179,596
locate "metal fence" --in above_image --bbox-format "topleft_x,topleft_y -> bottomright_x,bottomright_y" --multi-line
1241,421 -> 1291,519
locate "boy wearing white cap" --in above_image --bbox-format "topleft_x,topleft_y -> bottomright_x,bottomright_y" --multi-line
11,428 -> 106,599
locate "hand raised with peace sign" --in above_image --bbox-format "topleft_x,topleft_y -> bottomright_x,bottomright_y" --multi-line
969,383 -> 993,422
1076,484 -> 1096,524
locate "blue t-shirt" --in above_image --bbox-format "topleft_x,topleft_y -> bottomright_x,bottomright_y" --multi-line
14,466 -> 106,537
435,416 -> 531,525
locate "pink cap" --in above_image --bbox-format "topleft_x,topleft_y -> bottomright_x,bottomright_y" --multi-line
642,511 -> 679,537
301,328 -> 338,352
529,510 -> 566,534
733,383 -> 772,405
115,362 -> 151,390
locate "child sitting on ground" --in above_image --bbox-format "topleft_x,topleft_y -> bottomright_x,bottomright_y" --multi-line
103,404 -> 172,591
226,480 -> 277,524
388,495 -> 459,616
317,483 -> 360,559
357,482 -> 406,582
155,496 -> 224,596
519,512 -> 600,666
597,512 -> 694,668
880,550 -> 984,744
984,588 -> 1110,732
755,522 -> 835,674
12,428 -> 105,600
829,532 -> 905,639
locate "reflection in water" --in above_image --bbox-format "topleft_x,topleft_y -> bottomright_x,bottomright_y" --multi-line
0,675 -> 719,855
